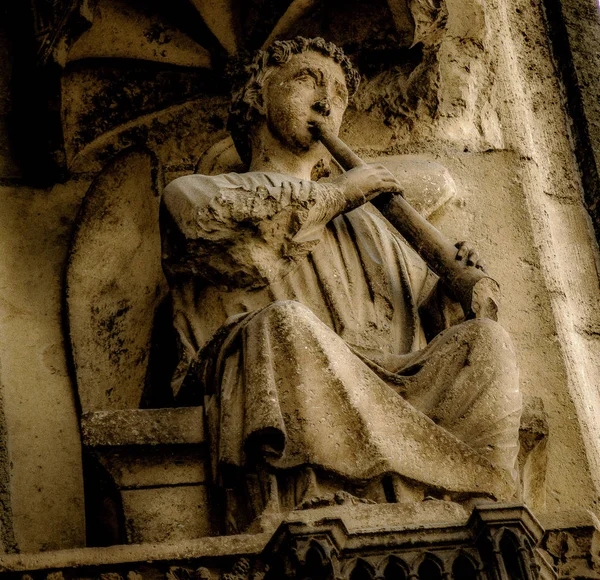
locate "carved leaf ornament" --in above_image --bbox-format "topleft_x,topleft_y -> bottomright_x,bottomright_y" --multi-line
34,0 -> 497,177
34,0 -> 423,171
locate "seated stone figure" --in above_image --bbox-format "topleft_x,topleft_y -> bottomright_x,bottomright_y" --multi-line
161,37 -> 521,534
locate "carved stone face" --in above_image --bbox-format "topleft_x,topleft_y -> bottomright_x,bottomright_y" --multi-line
262,51 -> 349,152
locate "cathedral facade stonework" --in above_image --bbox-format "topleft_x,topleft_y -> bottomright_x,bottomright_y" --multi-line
1,1 -> 600,579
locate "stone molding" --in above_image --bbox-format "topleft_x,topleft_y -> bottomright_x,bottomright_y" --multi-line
81,408 -> 205,447
0,503 -> 556,579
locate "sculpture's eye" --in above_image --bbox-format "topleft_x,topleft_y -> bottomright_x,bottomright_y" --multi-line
331,87 -> 348,109
294,69 -> 319,88
331,92 -> 347,108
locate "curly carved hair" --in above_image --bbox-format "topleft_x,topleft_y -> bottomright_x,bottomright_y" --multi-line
227,37 -> 360,165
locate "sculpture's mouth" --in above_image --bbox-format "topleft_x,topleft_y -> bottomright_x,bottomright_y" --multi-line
308,121 -> 321,139
307,121 -> 322,140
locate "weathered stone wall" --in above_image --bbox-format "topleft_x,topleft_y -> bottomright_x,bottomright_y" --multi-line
0,10 -> 86,551
0,0 -> 600,555
543,0 -> 600,241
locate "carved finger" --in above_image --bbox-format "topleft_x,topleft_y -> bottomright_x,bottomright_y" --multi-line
382,180 -> 402,194
281,181 -> 292,199
299,181 -> 312,200
455,241 -> 468,260
476,260 -> 487,273
467,249 -> 479,266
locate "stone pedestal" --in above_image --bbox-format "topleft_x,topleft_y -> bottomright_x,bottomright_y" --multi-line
81,407 -> 214,544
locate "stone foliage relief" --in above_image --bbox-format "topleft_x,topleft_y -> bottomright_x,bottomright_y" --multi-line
66,35 -> 522,538
27,0 -> 499,178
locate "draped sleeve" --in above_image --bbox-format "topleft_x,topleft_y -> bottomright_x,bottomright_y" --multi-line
161,172 -> 346,289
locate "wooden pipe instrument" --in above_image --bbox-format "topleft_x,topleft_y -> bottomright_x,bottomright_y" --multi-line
312,124 -> 500,320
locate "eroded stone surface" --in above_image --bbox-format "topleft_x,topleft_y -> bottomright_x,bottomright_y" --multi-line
81,408 -> 205,447
1,0 -> 600,559
157,39 -> 521,535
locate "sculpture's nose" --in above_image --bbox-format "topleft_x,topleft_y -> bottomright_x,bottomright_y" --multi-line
312,98 -> 331,117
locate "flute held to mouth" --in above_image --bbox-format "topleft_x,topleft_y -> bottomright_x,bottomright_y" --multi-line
309,122 -> 500,321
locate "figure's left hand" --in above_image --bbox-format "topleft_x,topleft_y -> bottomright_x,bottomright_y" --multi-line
454,241 -> 487,273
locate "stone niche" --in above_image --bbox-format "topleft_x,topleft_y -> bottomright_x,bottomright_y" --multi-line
1,0 -> 600,579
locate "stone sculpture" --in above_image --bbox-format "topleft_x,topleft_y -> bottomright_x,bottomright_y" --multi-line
160,37 -> 522,533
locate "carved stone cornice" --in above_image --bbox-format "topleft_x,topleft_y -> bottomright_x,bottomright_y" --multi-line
0,503 -> 557,580
18,0 -> 497,179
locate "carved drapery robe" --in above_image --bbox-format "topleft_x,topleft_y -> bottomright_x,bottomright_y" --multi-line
162,172 -> 521,529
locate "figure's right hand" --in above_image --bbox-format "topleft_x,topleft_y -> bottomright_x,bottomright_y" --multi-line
333,164 -> 403,210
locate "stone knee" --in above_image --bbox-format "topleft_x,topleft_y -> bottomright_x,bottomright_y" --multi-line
456,318 -> 517,374
456,319 -> 521,414
412,318 -> 521,471
451,319 -> 521,471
